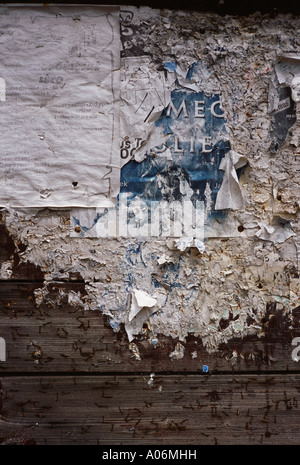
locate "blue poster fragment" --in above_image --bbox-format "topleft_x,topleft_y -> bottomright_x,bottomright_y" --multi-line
71,61 -> 246,239
120,61 -> 232,235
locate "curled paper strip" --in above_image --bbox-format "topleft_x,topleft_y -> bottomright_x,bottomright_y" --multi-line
215,150 -> 247,211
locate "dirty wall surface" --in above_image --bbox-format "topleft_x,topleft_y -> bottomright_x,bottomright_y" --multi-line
1,5 -> 300,360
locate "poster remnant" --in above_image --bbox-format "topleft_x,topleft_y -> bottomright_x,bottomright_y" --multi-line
0,6 -> 120,207
71,58 -> 247,238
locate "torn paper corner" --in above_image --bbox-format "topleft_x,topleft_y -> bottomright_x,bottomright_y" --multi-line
125,289 -> 158,342
163,61 -> 200,92
129,289 -> 157,321
215,150 -> 248,211
255,222 -> 295,243
169,342 -> 185,360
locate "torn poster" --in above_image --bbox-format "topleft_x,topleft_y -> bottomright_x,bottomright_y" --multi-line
0,5 -> 120,208
117,61 -> 240,236
269,56 -> 300,152
72,61 -> 244,238
71,8 -> 247,239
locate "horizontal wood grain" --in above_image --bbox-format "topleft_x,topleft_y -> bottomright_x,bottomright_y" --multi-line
1,374 -> 300,445
0,281 -> 299,373
2,219 -> 300,446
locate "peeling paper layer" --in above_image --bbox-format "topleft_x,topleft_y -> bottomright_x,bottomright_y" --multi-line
215,151 -> 247,210
256,223 -> 295,243
275,55 -> 300,101
125,289 -> 158,342
120,55 -> 173,165
129,289 -> 157,321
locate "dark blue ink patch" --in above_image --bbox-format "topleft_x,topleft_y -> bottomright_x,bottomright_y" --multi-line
164,61 -> 177,72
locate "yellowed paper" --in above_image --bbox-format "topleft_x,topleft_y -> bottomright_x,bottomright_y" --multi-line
0,6 -> 120,207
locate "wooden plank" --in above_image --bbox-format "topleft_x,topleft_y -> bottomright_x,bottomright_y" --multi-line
1,281 -> 300,373
0,374 -> 300,445
1,224 -> 299,373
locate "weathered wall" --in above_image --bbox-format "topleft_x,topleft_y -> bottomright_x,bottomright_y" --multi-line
1,5 -> 300,361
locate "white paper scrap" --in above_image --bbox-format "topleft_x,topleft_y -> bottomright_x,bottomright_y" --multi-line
174,236 -> 205,253
215,151 -> 247,211
275,55 -> 300,102
255,224 -> 295,243
125,289 -> 158,342
129,289 -> 157,321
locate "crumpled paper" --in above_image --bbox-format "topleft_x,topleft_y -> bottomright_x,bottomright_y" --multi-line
125,289 -> 158,342
255,222 -> 295,243
174,236 -> 205,253
215,150 -> 248,210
